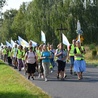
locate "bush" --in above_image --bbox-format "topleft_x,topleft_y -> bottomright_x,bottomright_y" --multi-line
92,49 -> 97,57
89,44 -> 96,50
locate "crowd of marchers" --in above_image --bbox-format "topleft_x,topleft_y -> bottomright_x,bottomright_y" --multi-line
0,40 -> 86,82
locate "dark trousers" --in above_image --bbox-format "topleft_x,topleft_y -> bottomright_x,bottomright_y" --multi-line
7,57 -> 12,65
17,59 -> 23,71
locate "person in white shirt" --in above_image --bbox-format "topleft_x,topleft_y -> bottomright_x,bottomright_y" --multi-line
25,47 -> 37,80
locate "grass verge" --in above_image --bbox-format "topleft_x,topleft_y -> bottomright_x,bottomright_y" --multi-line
85,46 -> 98,67
0,60 -> 50,98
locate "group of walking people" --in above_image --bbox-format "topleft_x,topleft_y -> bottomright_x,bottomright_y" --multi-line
0,39 -> 86,81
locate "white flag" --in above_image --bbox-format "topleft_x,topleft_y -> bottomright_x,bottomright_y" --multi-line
18,36 -> 29,47
1,43 -> 4,47
30,40 -> 37,47
11,39 -> 16,48
41,30 -> 46,43
6,41 -> 12,47
62,33 -> 70,46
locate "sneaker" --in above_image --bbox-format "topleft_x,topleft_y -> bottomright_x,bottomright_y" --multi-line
32,76 -> 34,80
22,67 -> 24,70
70,70 -> 73,75
51,70 -> 53,73
28,76 -> 30,79
64,74 -> 67,78
14,66 -> 17,69
19,69 -> 21,71
57,75 -> 59,79
74,72 -> 77,76
45,78 -> 48,82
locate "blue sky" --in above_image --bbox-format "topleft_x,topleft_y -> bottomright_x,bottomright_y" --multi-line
3,0 -> 32,12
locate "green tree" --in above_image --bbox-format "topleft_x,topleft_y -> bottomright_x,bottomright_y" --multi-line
0,9 -> 18,43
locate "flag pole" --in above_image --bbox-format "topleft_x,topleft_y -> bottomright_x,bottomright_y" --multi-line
57,24 -> 67,48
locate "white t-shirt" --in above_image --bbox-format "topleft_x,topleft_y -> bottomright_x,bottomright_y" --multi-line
26,51 -> 36,64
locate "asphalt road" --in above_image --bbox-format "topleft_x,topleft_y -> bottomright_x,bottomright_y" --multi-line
15,64 -> 98,98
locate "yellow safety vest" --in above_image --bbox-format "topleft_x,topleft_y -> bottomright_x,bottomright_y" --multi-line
69,44 -> 75,56
3,49 -> 7,55
75,47 -> 84,60
8,51 -> 11,57
36,50 -> 41,62
81,46 -> 85,57
17,49 -> 23,59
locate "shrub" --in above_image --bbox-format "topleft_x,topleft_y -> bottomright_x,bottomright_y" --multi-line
89,44 -> 96,50
92,49 -> 97,58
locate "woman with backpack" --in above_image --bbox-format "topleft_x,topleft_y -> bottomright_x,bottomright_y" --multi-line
25,47 -> 37,80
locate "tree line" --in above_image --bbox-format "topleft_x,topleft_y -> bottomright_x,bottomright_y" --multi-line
0,0 -> 98,47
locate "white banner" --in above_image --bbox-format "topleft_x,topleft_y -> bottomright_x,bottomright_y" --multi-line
41,30 -> 46,43
30,40 -> 37,47
18,36 -> 29,47
62,33 -> 70,46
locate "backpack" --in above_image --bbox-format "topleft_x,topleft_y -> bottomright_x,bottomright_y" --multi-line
26,51 -> 36,59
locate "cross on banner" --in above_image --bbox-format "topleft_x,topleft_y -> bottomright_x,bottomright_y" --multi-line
57,24 -> 67,43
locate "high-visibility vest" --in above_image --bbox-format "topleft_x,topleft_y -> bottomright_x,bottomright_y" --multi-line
17,49 -> 23,59
8,51 -> 11,57
69,44 -> 75,56
36,50 -> 41,61
3,49 -> 7,55
75,47 -> 84,60
81,46 -> 85,57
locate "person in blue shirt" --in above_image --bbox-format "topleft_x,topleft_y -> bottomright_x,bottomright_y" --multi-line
41,45 -> 51,82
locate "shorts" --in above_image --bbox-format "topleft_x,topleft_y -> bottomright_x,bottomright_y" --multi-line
57,60 -> 66,72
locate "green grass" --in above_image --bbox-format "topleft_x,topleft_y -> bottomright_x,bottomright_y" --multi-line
85,46 -> 98,66
0,60 -> 50,98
